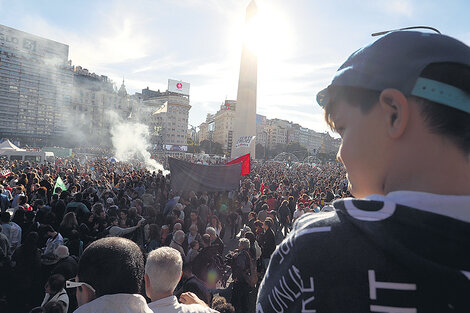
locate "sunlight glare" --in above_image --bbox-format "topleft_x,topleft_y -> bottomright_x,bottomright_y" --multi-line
242,3 -> 294,62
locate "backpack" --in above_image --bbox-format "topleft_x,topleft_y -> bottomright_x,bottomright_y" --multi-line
231,250 -> 258,288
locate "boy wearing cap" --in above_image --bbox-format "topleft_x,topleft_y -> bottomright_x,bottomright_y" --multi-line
257,31 -> 470,312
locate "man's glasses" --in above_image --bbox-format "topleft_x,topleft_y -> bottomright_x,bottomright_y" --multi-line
66,279 -> 96,293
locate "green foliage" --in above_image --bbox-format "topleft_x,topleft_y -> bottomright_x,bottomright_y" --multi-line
199,140 -> 223,155
255,143 -> 265,159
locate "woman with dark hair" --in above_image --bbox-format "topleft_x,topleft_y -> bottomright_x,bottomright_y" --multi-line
207,215 -> 222,237
78,223 -> 96,248
12,208 -> 26,233
66,230 -> 83,257
19,195 -> 32,211
41,274 -> 69,313
31,187 -> 48,206
59,212 -> 78,239
145,224 -> 161,253
11,232 -> 42,312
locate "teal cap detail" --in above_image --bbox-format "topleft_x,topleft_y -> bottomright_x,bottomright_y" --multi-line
411,77 -> 470,114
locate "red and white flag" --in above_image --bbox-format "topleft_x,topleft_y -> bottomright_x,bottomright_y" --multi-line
1,169 -> 12,178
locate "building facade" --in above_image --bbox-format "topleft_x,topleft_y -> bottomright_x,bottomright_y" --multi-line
69,67 -> 136,146
142,87 -> 191,151
0,24 -> 73,145
212,100 -> 236,156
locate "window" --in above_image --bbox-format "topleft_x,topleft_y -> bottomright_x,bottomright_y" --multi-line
25,155 -> 41,162
10,155 -> 22,161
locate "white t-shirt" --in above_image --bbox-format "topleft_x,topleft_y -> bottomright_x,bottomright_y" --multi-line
148,296 -> 217,313
365,190 -> 470,223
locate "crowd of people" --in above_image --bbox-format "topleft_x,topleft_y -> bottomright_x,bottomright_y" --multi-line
0,156 -> 347,313
2,28 -> 467,313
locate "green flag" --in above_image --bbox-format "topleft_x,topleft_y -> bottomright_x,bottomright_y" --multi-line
53,176 -> 67,194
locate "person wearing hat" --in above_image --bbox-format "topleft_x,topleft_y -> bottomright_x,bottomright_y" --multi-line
257,30 -> 470,312
52,245 -> 78,281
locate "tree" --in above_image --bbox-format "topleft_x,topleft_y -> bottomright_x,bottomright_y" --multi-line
255,143 -> 266,159
286,142 -> 308,160
317,152 -> 337,163
271,143 -> 286,157
199,140 -> 223,155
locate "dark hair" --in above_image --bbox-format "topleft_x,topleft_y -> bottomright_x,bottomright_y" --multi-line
324,62 -> 470,154
264,218 -> 273,229
47,274 -> 65,294
77,237 -> 144,297
415,62 -> 470,154
0,212 -> 10,223
148,224 -> 160,241
19,195 -> 28,205
74,193 -> 82,202
202,234 -> 211,246
190,239 -> 199,249
92,203 -> 104,212
244,231 -> 255,245
43,301 -> 65,313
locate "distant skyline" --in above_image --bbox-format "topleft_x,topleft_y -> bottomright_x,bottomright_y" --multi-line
1,0 -> 470,136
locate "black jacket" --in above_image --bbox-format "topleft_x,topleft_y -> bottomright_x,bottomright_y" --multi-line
257,198 -> 470,312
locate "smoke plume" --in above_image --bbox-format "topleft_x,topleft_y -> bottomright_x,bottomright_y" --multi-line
108,111 -> 165,173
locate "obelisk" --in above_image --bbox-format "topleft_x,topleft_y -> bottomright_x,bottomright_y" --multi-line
231,0 -> 258,160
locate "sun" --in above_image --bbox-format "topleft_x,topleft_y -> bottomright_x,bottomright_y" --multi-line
242,2 -> 294,62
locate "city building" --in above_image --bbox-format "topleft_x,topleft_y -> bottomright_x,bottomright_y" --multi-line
70,67 -> 137,146
197,113 -> 214,143
255,114 -> 267,147
0,24 -> 73,146
142,86 -> 191,151
213,100 -> 236,156
265,119 -> 290,149
308,129 -> 323,154
320,132 -> 341,154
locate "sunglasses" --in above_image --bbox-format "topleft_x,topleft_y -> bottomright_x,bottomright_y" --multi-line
66,279 -> 96,293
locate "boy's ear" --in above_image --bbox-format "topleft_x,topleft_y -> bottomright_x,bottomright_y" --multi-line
379,89 -> 409,139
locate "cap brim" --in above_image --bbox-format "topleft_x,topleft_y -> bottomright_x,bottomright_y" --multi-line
316,87 -> 329,107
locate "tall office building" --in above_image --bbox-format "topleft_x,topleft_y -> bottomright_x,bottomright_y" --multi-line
231,0 -> 258,159
0,24 -> 73,145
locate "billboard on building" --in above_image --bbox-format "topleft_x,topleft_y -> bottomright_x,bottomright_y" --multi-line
168,79 -> 190,96
165,145 -> 188,152
256,114 -> 266,125
0,24 -> 69,60
224,100 -> 236,108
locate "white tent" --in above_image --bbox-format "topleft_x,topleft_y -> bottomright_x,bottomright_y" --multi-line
0,140 -> 25,152
106,157 -> 119,163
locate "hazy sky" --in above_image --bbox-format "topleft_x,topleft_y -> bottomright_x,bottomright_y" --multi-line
1,0 -> 469,134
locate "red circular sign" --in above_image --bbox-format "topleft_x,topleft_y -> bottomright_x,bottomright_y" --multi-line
176,83 -> 183,89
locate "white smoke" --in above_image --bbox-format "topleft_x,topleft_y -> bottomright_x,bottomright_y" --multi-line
108,111 -> 166,173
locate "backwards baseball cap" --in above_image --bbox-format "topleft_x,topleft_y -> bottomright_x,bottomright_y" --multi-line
317,31 -> 470,114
